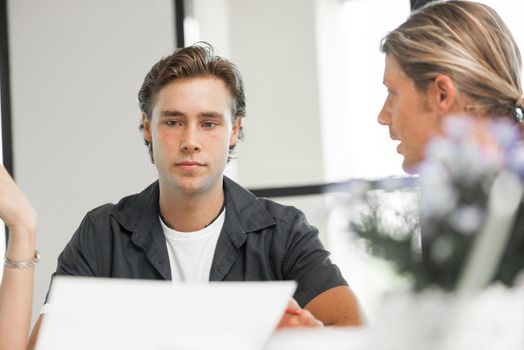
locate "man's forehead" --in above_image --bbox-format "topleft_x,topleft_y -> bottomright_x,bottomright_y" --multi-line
148,76 -> 234,116
156,77 -> 232,99
161,75 -> 228,90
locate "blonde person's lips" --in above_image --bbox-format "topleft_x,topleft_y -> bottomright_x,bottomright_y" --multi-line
389,130 -> 402,153
389,131 -> 399,141
396,142 -> 402,154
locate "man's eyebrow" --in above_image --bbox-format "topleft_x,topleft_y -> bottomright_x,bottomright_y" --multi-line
199,112 -> 224,119
159,110 -> 225,119
160,110 -> 185,117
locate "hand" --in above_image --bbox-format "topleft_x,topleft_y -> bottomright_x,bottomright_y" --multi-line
276,298 -> 323,329
0,165 -> 36,233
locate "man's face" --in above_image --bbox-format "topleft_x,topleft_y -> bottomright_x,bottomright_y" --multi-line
143,76 -> 241,196
377,55 -> 443,173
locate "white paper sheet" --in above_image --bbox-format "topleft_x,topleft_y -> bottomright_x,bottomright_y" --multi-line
36,277 -> 296,350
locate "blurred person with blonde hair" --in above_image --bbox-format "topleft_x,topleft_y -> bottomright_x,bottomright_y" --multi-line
378,0 -> 523,172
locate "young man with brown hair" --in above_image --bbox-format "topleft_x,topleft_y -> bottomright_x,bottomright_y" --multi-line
29,43 -> 362,345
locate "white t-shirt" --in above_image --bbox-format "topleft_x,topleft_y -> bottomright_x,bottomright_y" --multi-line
161,209 -> 225,283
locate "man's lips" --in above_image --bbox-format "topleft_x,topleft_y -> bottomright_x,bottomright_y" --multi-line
176,161 -> 203,166
175,161 -> 205,168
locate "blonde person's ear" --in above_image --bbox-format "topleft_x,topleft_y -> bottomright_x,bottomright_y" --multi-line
433,74 -> 459,114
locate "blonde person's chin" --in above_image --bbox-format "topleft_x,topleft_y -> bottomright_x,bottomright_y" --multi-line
401,157 -> 420,175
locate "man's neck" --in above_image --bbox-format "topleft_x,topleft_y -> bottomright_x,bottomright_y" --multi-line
158,181 -> 225,232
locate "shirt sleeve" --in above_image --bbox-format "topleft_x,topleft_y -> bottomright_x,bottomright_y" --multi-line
282,211 -> 348,307
55,213 -> 100,277
44,213 -> 101,304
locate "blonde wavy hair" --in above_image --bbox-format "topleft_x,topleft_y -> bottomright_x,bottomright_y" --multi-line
381,0 -> 523,120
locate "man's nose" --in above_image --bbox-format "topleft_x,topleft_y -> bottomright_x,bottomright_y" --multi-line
180,126 -> 201,152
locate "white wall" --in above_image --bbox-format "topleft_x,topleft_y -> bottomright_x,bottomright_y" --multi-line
230,0 -> 326,188
8,0 -> 174,322
314,0 -> 353,182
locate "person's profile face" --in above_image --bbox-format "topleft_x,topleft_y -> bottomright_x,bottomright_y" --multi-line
377,55 -> 442,173
142,76 -> 241,195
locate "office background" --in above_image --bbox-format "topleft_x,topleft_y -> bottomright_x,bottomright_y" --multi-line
1,0 -> 522,323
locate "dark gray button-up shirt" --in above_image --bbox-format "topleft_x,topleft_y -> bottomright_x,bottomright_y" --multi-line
53,176 -> 348,307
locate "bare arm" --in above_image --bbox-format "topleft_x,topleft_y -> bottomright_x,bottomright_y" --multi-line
277,286 -> 363,328
304,286 -> 363,326
0,166 -> 37,350
26,315 -> 43,350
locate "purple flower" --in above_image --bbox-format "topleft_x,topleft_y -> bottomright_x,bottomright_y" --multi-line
418,161 -> 456,219
489,120 -> 520,152
443,115 -> 474,142
449,205 -> 484,235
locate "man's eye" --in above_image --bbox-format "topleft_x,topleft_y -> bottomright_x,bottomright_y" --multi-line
166,120 -> 180,126
202,122 -> 217,129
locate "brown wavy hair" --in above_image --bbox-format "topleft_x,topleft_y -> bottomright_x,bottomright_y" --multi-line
138,42 -> 246,162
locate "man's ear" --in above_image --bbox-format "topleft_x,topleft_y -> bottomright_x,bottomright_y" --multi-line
142,113 -> 152,143
229,117 -> 242,147
432,74 -> 458,114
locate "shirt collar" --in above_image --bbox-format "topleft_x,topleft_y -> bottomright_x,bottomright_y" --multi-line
108,177 -> 276,281
109,176 -> 275,236
222,176 -> 275,244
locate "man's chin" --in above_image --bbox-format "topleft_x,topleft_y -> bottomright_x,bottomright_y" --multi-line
172,176 -> 222,196
177,180 -> 207,194
161,175 -> 202,194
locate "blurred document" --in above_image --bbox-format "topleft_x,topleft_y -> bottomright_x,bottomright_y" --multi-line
36,277 -> 296,350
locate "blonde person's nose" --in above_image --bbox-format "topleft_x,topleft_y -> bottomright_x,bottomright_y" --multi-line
377,102 -> 391,126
